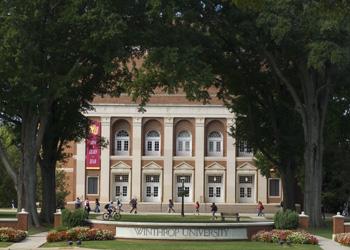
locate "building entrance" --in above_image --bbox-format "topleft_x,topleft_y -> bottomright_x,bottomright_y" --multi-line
206,175 -> 224,203
143,174 -> 161,202
114,174 -> 129,202
239,175 -> 255,203
175,175 -> 192,203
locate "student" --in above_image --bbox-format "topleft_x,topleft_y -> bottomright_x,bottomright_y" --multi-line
168,199 -> 175,213
84,198 -> 91,215
194,201 -> 200,215
257,201 -> 265,216
129,198 -> 137,214
210,202 -> 218,220
95,198 -> 100,213
105,201 -> 115,215
74,197 -> 81,209
117,198 -> 124,212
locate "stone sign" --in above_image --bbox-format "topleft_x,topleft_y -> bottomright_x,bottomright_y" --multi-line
116,226 -> 247,240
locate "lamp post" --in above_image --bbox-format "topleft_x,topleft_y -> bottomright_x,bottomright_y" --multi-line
180,176 -> 185,217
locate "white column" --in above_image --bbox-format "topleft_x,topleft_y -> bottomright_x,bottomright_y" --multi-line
195,118 -> 205,203
163,117 -> 174,202
257,170 -> 268,203
226,118 -> 236,203
132,117 -> 142,200
76,140 -> 86,199
100,117 -> 111,202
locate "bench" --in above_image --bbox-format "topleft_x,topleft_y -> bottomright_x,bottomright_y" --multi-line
220,212 -> 240,222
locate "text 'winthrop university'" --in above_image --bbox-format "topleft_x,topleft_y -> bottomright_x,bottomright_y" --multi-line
134,228 -> 230,237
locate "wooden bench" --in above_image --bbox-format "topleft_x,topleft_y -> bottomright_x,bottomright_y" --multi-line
220,212 -> 240,222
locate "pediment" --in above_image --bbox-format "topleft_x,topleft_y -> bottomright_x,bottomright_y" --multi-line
142,161 -> 162,169
174,162 -> 194,170
205,162 -> 225,170
110,161 -> 131,169
237,162 -> 256,170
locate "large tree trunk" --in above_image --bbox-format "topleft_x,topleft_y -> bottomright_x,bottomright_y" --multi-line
22,110 -> 41,227
40,162 -> 56,224
279,159 -> 297,211
303,116 -> 324,228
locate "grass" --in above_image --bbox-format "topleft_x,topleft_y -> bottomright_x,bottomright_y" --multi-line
89,214 -> 256,223
307,220 -> 333,239
0,211 -> 16,218
42,240 -> 321,250
28,224 -> 53,235
0,242 -> 12,247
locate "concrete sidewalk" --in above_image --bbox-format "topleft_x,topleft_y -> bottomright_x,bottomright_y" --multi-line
318,236 -> 349,250
5,232 -> 48,250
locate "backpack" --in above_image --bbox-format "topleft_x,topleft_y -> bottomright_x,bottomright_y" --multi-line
104,204 -> 109,209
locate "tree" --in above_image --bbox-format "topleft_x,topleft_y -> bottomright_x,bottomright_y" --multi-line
0,0 -> 148,226
125,0 -> 350,226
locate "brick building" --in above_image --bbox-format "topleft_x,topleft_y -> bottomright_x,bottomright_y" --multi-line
62,89 -> 282,211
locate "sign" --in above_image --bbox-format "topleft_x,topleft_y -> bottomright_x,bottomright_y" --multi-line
85,120 -> 101,169
116,226 -> 247,240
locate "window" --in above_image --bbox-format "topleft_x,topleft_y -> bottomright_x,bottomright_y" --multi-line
145,175 -> 160,183
115,175 -> 128,182
239,175 -> 253,184
269,178 -> 280,197
145,130 -> 161,156
176,130 -> 192,156
238,140 -> 253,155
87,176 -> 98,195
207,131 -> 223,156
208,175 -> 222,183
115,130 -> 129,155
176,175 -> 191,183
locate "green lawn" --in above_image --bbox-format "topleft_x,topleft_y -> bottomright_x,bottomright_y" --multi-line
28,224 -> 53,235
42,240 -> 321,250
0,242 -> 12,247
307,220 -> 332,239
89,214 -> 256,223
0,211 -> 16,218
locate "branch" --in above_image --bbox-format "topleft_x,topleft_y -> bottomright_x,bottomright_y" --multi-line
263,50 -> 307,121
0,139 -> 17,187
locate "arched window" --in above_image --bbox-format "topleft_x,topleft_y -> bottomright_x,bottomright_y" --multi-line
145,130 -> 160,156
176,130 -> 192,156
115,130 -> 129,155
207,131 -> 223,156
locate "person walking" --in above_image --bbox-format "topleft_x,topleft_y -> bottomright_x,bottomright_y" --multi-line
168,199 -> 175,213
84,198 -> 91,215
210,202 -> 218,220
129,198 -> 137,214
95,198 -> 100,213
194,201 -> 200,215
117,198 -> 124,212
74,197 -> 81,209
257,201 -> 264,216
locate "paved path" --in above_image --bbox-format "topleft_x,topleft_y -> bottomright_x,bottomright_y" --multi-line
5,232 -> 48,250
317,236 -> 349,250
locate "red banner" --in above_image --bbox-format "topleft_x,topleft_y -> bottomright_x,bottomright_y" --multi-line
85,120 -> 101,169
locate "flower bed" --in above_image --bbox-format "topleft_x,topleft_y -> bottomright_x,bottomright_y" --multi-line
47,227 -> 114,242
334,233 -> 350,245
0,227 -> 27,242
252,230 -> 318,245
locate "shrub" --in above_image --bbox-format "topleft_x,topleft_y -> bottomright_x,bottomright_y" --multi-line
0,227 -> 27,242
334,233 -> 350,245
274,209 -> 299,229
46,227 -> 114,242
62,208 -> 88,228
252,230 -> 318,245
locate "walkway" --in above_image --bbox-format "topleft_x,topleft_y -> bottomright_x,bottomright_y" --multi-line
317,236 -> 349,250
6,232 -> 48,250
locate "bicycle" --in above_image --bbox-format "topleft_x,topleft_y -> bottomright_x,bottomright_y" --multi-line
102,209 -> 121,221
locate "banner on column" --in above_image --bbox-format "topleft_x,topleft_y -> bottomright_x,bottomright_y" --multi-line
86,120 -> 101,169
